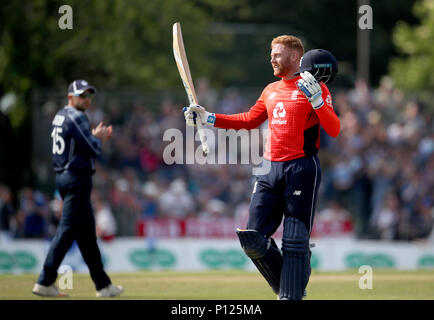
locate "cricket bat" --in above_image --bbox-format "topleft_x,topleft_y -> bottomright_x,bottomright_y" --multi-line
173,22 -> 210,155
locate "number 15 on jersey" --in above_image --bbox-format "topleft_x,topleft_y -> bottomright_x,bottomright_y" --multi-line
51,127 -> 65,155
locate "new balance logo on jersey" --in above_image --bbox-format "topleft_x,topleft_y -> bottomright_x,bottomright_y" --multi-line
291,90 -> 299,100
293,190 -> 302,196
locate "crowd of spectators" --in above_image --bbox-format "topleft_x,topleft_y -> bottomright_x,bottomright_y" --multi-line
0,76 -> 433,242
321,77 -> 433,240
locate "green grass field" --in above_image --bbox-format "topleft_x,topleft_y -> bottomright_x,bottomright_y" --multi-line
1,269 -> 433,300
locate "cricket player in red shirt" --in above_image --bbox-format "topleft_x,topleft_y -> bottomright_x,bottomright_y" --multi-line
184,36 -> 340,300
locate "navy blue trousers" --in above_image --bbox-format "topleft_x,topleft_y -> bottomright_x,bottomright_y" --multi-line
247,155 -> 321,237
37,172 -> 111,290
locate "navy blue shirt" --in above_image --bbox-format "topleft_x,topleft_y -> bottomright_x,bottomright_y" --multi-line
51,106 -> 102,175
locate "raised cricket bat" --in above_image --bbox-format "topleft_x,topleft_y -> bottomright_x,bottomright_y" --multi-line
173,22 -> 210,155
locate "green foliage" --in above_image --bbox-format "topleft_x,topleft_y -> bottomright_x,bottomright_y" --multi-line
0,0 -> 241,95
0,0 -> 420,94
389,0 -> 434,91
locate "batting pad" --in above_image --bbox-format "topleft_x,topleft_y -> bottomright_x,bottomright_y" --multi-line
279,217 -> 311,300
236,229 -> 283,294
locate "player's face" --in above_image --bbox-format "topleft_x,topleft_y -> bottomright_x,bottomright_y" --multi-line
270,44 -> 298,78
71,90 -> 94,110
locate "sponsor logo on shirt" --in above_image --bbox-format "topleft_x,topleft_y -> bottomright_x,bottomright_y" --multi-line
271,102 -> 287,124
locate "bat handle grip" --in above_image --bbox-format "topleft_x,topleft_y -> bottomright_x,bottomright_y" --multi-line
196,120 -> 210,155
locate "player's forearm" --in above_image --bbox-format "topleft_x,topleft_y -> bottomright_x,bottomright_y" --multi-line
214,102 -> 268,130
314,107 -> 340,137
214,112 -> 267,130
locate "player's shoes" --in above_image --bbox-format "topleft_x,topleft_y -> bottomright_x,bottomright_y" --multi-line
96,284 -> 124,298
277,290 -> 307,300
32,283 -> 69,297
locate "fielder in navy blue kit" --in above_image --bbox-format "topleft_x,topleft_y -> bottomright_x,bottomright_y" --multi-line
32,80 -> 123,298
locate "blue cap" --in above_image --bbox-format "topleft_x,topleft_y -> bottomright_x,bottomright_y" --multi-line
68,79 -> 97,96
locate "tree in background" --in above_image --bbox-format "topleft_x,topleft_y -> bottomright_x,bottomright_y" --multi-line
211,0 -> 417,87
0,0 -> 244,93
389,0 -> 434,92
0,0 -> 243,190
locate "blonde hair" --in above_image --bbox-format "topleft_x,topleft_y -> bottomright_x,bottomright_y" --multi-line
271,35 -> 304,57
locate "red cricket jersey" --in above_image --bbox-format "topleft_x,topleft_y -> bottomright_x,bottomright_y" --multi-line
214,77 -> 340,162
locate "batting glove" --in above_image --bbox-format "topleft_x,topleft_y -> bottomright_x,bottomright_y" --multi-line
297,71 -> 324,109
183,104 -> 216,127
